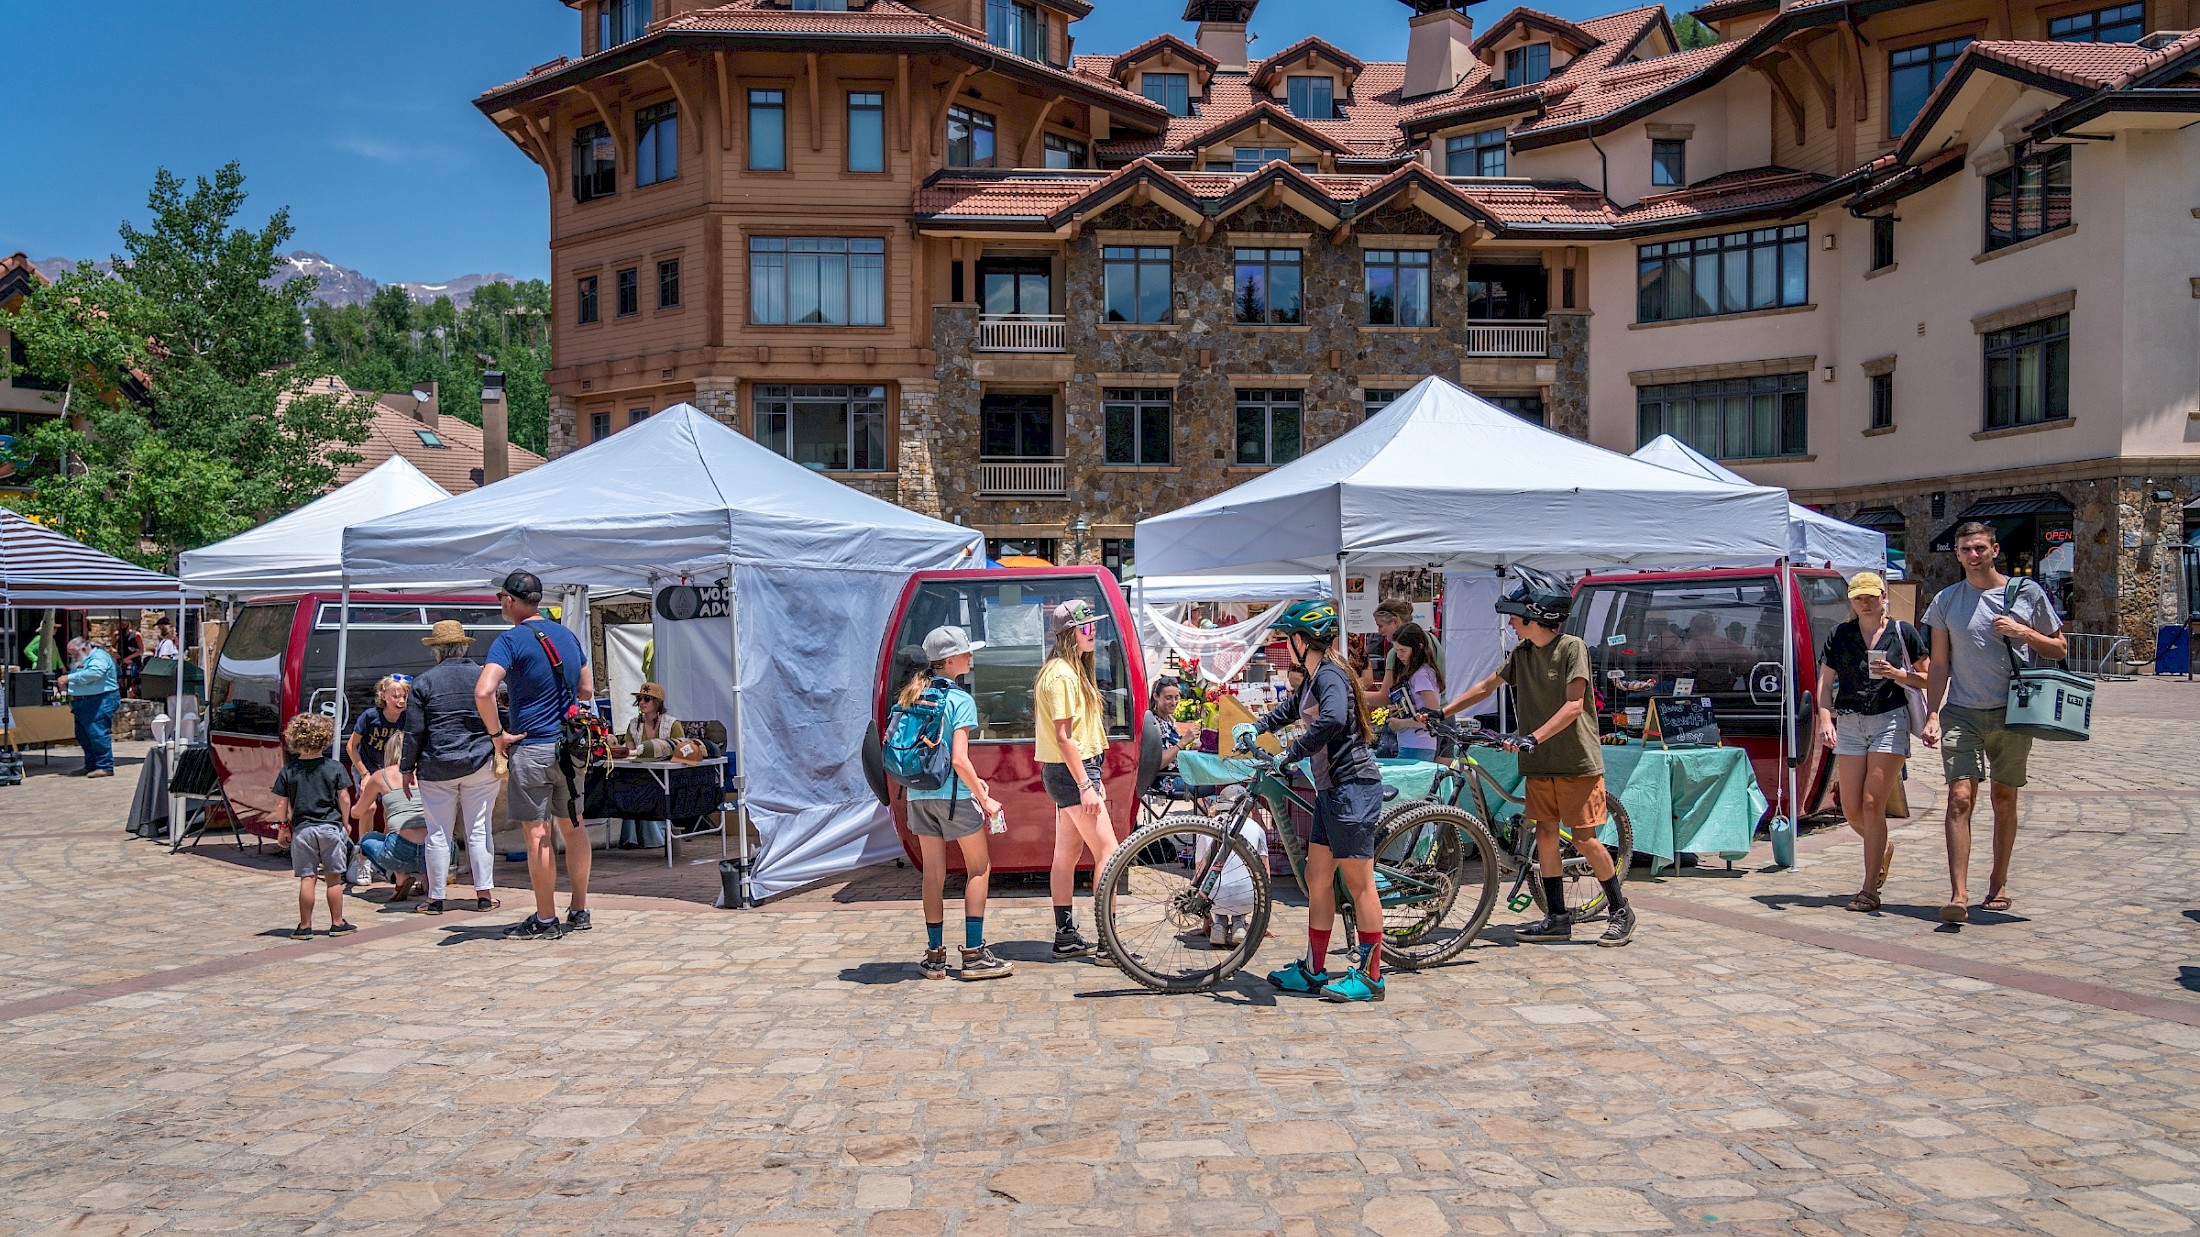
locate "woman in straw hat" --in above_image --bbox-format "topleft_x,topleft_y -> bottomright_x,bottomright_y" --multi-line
398,620 -> 501,915
610,682 -> 684,849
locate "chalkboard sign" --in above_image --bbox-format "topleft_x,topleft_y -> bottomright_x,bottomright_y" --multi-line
1650,695 -> 1720,747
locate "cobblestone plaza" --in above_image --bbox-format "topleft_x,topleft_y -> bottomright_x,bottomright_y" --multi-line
1,678 -> 2195,1236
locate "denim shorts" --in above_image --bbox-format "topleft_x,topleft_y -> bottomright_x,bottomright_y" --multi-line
1835,709 -> 1911,757
1311,779 -> 1384,860
1040,757 -> 1104,810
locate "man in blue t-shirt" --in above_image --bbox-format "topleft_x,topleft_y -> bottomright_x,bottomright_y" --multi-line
475,571 -> 595,940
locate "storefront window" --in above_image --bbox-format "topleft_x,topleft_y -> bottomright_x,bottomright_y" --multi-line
890,576 -> 1134,742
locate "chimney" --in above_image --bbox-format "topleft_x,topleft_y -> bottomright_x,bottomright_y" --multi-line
480,370 -> 509,484
1405,4 -> 1476,100
410,379 -> 440,433
1185,0 -> 1257,71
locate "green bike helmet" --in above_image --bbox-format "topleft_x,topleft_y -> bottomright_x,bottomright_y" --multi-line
1271,600 -> 1340,643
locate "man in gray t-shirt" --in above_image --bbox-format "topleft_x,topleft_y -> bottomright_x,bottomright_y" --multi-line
1921,522 -> 2068,925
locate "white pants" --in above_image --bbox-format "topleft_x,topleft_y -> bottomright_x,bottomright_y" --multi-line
421,762 -> 499,901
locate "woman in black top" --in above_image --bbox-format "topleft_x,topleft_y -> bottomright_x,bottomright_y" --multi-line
1814,572 -> 1931,913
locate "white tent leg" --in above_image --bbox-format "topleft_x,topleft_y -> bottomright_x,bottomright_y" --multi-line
725,561 -> 752,908
333,583 -> 353,733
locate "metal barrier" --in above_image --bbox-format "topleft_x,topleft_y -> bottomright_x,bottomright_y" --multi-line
2061,632 -> 2137,681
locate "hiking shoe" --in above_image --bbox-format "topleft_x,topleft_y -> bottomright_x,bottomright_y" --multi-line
1052,927 -> 1095,959
418,899 -> 445,916
564,908 -> 593,932
289,925 -> 313,941
919,946 -> 949,981
1266,958 -> 1329,993
1515,913 -> 1574,943
958,946 -> 1014,980
327,921 -> 358,937
503,915 -> 567,940
1320,967 -> 1386,1003
1597,904 -> 1636,947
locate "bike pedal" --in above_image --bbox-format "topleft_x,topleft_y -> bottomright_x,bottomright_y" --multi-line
1507,893 -> 1534,912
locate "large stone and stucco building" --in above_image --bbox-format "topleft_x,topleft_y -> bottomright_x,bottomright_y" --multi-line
476,0 -> 2200,646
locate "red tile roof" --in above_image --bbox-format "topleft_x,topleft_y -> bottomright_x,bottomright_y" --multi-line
1249,35 -> 1367,88
1515,41 -> 1740,135
1960,39 -> 2163,89
1404,5 -> 1670,129
1471,6 -> 1602,56
1106,33 -> 1217,79
287,376 -> 547,492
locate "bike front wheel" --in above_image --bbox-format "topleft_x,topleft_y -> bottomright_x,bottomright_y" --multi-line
1527,798 -> 1634,922
1370,802 -> 1500,969
1094,812 -> 1273,993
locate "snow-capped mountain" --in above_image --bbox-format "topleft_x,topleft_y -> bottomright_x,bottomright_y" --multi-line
27,252 -> 519,309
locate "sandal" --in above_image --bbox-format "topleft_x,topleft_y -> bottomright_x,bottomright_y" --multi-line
1939,902 -> 1969,924
1875,841 -> 1894,892
1845,890 -> 1881,913
1981,893 -> 2012,912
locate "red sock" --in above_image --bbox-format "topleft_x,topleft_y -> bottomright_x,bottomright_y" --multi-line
1358,931 -> 1383,981
1308,927 -> 1332,971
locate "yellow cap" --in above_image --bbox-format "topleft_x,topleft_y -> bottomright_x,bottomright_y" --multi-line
1847,571 -> 1888,598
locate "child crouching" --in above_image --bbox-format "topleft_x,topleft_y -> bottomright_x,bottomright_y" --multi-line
275,711 -> 358,940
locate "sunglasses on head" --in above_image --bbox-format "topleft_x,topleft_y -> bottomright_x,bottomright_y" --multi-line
387,675 -> 413,684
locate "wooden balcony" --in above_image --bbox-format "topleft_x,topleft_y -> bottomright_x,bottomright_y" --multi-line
977,456 -> 1066,498
1464,319 -> 1548,357
977,313 -> 1066,352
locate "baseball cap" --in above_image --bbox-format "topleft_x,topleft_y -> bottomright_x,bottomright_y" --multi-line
1847,571 -> 1888,599
1049,598 -> 1111,636
497,570 -> 544,603
922,625 -> 985,662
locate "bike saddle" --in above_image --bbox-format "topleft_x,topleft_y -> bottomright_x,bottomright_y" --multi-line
1380,784 -> 1399,802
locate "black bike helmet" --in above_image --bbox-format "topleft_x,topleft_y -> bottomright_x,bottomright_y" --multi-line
1494,566 -> 1572,627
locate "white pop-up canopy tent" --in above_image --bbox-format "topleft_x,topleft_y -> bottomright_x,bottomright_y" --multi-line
1632,435 -> 1885,577
341,405 -> 984,902
179,456 -> 453,595
1137,377 -> 1811,818
1137,378 -> 1791,577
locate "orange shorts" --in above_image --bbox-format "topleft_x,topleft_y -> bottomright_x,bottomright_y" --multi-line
1523,775 -> 1608,832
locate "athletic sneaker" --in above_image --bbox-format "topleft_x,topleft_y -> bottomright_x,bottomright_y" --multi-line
327,921 -> 357,937
1515,913 -> 1574,943
564,908 -> 592,932
919,946 -> 949,981
1597,904 -> 1637,947
958,946 -> 1014,980
1320,967 -> 1385,1003
289,925 -> 313,941
504,915 -> 567,940
1266,958 -> 1329,993
1052,927 -> 1095,959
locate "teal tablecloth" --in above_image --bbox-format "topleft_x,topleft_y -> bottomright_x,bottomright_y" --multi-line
1461,741 -> 1765,872
1175,751 -> 1449,800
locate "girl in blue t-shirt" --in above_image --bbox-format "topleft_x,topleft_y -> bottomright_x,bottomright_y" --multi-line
348,675 -> 411,829
900,626 -> 1010,982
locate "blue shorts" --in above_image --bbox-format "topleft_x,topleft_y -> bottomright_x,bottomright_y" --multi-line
1311,780 -> 1383,860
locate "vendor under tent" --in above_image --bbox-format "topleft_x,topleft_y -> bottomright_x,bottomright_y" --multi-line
1631,435 -> 1886,577
1,508 -> 200,782
1135,376 -> 1807,830
339,404 -> 984,904
1126,572 -> 1332,685
178,455 -> 452,595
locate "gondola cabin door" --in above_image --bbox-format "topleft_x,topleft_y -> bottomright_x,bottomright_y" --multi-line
871,568 -> 1146,874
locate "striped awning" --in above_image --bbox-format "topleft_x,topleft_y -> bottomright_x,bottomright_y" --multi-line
0,508 -> 199,609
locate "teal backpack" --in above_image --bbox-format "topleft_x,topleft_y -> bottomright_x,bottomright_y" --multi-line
882,678 -> 960,793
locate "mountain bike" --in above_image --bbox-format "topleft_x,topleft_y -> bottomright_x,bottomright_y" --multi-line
1092,748 -> 1499,993
1395,711 -> 1634,923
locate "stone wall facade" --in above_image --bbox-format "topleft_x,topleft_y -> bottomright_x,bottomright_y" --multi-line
924,200 -> 1572,563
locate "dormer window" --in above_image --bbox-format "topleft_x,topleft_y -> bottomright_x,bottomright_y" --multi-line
791,0 -> 852,9
1504,42 -> 1552,86
1143,72 -> 1192,116
1285,76 -> 1335,120
598,0 -> 651,51
986,0 -> 1045,60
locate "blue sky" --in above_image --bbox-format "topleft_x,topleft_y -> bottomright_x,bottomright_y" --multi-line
3,0 -> 1620,283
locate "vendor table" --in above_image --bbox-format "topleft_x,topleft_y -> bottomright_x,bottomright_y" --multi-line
1462,741 -> 1765,873
580,757 -> 729,868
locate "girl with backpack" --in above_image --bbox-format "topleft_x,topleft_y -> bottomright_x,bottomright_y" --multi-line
899,627 -> 1011,981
